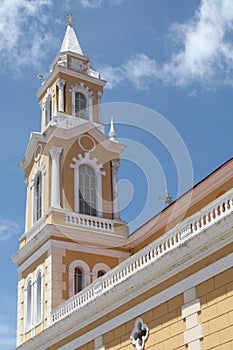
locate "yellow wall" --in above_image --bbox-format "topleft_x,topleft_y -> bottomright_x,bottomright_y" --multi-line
197,267 -> 233,350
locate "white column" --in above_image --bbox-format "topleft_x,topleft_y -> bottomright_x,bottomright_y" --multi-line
49,146 -> 63,209
111,161 -> 120,220
56,79 -> 66,112
88,93 -> 93,121
24,178 -> 29,232
97,91 -> 102,123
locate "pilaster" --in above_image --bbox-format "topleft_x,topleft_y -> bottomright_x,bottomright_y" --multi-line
49,146 -> 63,209
111,161 -> 120,220
56,78 -> 66,112
182,287 -> 203,350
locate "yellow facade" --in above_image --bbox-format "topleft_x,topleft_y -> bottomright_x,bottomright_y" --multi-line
12,20 -> 233,350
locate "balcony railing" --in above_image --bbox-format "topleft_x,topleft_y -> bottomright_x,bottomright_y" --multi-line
65,213 -> 115,232
51,189 -> 233,324
26,217 -> 46,243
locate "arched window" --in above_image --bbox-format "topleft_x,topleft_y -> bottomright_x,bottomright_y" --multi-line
25,278 -> 32,331
75,92 -> 87,119
45,94 -> 52,126
97,270 -> 106,278
36,270 -> 43,324
92,263 -> 110,282
79,165 -> 97,216
74,267 -> 83,294
33,172 -> 42,223
69,260 -> 91,297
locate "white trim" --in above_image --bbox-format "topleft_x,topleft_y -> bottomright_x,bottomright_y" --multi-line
69,83 -> 93,121
55,251 -> 233,350
43,88 -> 55,127
70,152 -> 105,217
49,146 -> 63,209
24,274 -> 33,333
92,263 -> 111,281
182,288 -> 203,350
34,265 -> 44,328
37,65 -> 106,99
15,245 -> 233,350
24,179 -> 29,233
51,239 -> 130,260
69,260 -> 91,298
56,79 -> 66,112
30,161 -> 46,226
17,241 -> 51,274
130,317 -> 149,350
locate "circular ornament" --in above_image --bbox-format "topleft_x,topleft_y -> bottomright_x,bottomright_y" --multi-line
78,135 -> 96,152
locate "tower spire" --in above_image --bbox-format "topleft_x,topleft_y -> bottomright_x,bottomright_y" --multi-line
60,14 -> 84,56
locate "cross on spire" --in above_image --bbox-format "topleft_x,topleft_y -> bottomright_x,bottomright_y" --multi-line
65,13 -> 75,26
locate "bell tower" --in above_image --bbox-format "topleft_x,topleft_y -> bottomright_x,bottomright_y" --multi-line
12,17 -> 129,348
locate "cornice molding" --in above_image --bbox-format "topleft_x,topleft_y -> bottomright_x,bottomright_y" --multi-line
19,121 -> 126,170
37,66 -> 106,100
14,213 -> 233,350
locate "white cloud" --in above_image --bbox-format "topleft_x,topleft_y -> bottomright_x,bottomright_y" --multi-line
100,53 -> 158,89
0,219 -> 20,241
99,0 -> 233,89
163,0 -> 233,86
78,0 -> 125,8
0,0 -> 56,74
79,0 -> 103,8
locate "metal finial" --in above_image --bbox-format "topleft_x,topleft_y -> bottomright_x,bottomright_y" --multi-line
65,13 -> 75,26
158,189 -> 173,206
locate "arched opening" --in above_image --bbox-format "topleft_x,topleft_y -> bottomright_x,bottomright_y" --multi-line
36,271 -> 42,324
74,267 -> 83,294
79,165 -> 97,216
25,279 -> 32,331
33,172 -> 42,223
45,94 -> 52,125
75,92 -> 87,119
97,270 -> 106,278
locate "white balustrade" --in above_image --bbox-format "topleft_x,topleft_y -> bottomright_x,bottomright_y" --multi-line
65,213 -> 114,232
51,189 -> 233,324
26,218 -> 46,243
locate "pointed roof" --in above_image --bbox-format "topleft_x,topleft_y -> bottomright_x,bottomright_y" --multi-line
60,24 -> 84,56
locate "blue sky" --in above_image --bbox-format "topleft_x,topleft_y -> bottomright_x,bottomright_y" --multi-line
1,0 -> 233,348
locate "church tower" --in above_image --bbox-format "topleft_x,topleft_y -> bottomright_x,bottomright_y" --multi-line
12,16 -> 129,348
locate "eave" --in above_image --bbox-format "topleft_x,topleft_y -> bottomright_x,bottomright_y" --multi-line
19,121 -> 126,170
37,65 -> 106,100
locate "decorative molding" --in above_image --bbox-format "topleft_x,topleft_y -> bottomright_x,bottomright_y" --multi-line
69,82 -> 93,120
69,260 -> 91,298
182,288 -> 203,350
30,161 -> 46,226
15,243 -> 233,350
78,134 -> 96,153
111,161 -> 120,219
130,318 -> 149,350
56,79 -> 66,112
65,213 -> 114,232
70,152 -> 106,217
49,146 -> 63,209
51,189 -> 233,325
92,263 -> 111,281
70,58 -> 84,71
37,65 -> 106,100
30,161 -> 46,188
